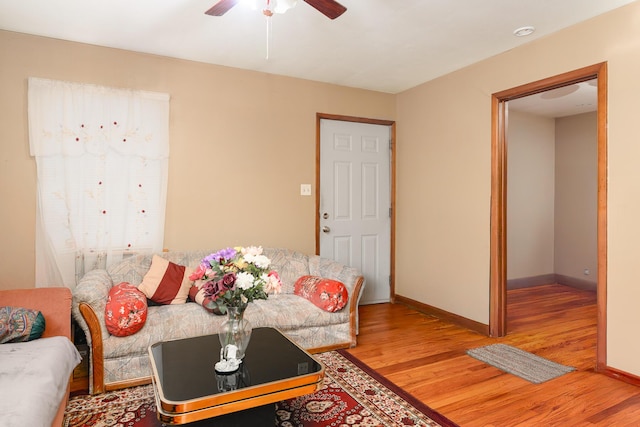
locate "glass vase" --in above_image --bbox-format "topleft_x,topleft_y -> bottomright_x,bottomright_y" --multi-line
218,305 -> 252,359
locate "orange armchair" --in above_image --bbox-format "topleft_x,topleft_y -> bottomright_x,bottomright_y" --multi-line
0,287 -> 75,427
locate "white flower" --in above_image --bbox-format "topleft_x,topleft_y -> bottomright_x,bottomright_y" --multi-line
235,271 -> 255,290
252,254 -> 271,269
241,246 -> 263,257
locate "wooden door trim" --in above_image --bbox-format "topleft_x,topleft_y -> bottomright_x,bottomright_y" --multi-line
489,63 -> 608,370
316,113 -> 397,300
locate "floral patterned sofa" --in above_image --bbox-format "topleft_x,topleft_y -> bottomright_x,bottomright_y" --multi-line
72,248 -> 364,394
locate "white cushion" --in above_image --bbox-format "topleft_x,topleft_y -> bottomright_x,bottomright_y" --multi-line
0,336 -> 81,427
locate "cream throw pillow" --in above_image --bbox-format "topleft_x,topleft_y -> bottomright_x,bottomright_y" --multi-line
138,255 -> 192,305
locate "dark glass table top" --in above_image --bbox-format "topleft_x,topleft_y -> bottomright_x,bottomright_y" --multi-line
149,327 -> 323,403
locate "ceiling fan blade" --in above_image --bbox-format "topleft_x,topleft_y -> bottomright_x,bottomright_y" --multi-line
205,0 -> 239,16
303,0 -> 347,19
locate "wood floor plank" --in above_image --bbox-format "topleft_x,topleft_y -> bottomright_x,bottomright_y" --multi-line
347,284 -> 640,426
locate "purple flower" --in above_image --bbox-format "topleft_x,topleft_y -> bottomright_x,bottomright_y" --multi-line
204,247 -> 237,265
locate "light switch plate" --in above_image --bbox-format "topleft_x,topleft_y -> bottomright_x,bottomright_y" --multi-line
300,184 -> 312,196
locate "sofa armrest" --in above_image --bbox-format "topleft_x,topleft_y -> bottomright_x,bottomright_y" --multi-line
0,287 -> 72,339
71,269 -> 113,394
78,302 -> 105,394
71,269 -> 113,340
348,275 -> 365,340
308,255 -> 364,299
308,255 -> 366,344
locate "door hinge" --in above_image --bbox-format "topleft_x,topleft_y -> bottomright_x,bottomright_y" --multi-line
389,207 -> 392,218
389,139 -> 393,150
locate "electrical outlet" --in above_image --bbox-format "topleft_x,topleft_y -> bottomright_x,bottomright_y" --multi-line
300,184 -> 312,196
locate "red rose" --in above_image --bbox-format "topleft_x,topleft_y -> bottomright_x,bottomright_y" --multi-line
220,272 -> 236,290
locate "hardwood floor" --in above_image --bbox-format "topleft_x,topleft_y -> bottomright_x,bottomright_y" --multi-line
346,284 -> 640,426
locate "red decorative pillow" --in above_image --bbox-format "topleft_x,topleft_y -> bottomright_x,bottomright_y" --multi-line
294,276 -> 348,312
105,282 -> 148,337
138,255 -> 192,305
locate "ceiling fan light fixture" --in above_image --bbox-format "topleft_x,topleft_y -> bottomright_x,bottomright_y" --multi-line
253,0 -> 297,14
206,0 -> 344,19
513,26 -> 535,37
273,0 -> 298,14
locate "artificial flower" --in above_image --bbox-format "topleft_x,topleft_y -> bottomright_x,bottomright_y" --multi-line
193,246 -> 282,314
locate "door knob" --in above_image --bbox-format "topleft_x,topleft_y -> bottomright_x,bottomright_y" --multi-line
323,212 -> 329,219
322,226 -> 331,233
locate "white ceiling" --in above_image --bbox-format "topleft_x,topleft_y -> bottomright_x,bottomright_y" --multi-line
509,79 -> 598,118
0,0 -> 636,94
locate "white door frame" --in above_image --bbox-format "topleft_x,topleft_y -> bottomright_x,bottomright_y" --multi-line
315,113 -> 397,301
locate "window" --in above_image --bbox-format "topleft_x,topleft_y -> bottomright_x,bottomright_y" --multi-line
28,78 -> 170,288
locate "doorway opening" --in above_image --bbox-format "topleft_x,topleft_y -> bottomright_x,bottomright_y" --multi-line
489,63 -> 608,371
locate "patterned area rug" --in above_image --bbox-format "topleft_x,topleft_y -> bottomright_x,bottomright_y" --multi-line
64,350 -> 457,427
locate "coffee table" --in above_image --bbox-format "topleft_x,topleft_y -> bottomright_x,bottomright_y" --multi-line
148,327 -> 324,426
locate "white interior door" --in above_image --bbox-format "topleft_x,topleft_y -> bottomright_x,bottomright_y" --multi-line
319,119 -> 391,304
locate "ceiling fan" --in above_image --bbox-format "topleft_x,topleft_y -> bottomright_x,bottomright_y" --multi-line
205,0 -> 347,20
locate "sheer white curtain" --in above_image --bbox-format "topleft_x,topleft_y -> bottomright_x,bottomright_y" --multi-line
28,77 -> 170,289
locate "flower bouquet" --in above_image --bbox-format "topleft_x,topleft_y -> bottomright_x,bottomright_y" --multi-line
191,246 -> 282,362
189,246 -> 282,314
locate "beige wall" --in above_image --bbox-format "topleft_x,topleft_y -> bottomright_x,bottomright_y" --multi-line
555,112 -> 598,282
396,2 -> 640,375
507,111 -> 556,280
0,30 -> 395,291
506,111 -> 597,286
